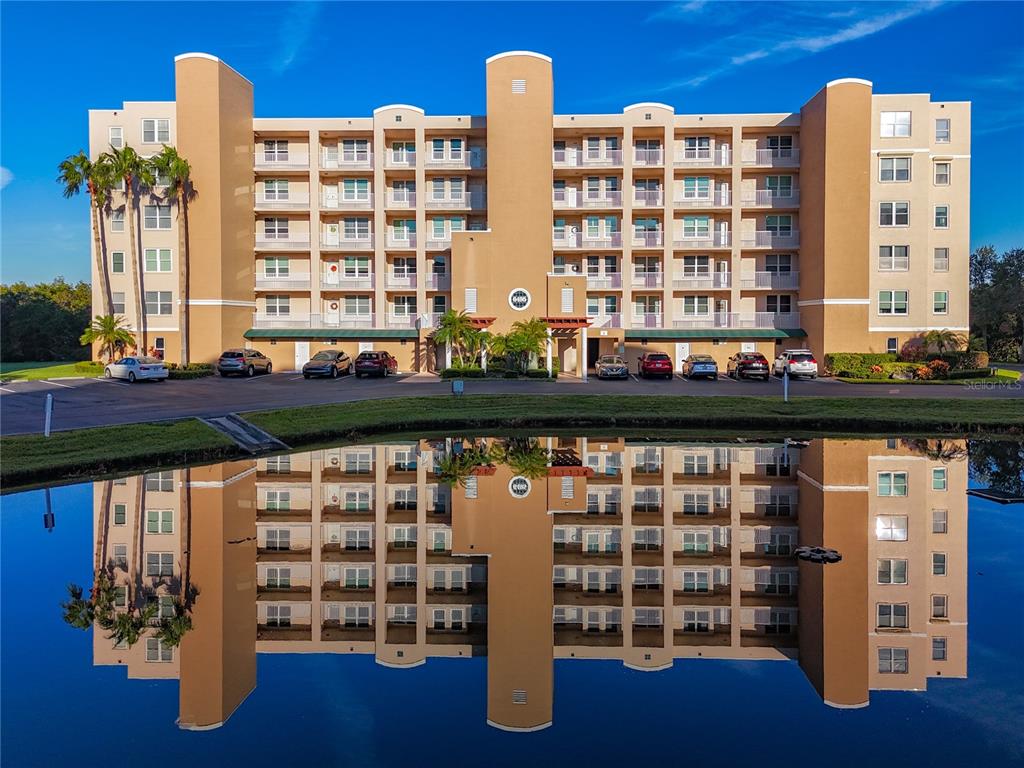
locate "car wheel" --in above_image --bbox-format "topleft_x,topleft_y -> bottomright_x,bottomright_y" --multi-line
219,371 -> 229,378
128,372 -> 136,383
355,373 -> 363,379
104,369 -> 112,379
303,373 -> 310,380
246,365 -> 255,377
330,366 -> 339,379
265,363 -> 272,375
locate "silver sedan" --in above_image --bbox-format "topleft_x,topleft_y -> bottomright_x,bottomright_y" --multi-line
104,356 -> 168,383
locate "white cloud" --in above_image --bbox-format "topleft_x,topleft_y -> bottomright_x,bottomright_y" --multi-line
0,166 -> 12,190
271,3 -> 320,74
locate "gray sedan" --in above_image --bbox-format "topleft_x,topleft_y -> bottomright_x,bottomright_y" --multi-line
595,355 -> 629,380
681,354 -> 718,380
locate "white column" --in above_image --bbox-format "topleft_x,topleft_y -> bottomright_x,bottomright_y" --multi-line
546,328 -> 553,376
581,328 -> 588,381
445,341 -> 452,369
481,345 -> 487,373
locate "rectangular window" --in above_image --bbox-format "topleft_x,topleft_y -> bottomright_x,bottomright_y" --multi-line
111,251 -> 125,274
879,202 -> 910,226
934,206 -> 949,228
682,296 -> 710,315
879,156 -> 911,182
932,467 -> 947,490
887,337 -> 898,355
112,544 -> 128,568
108,126 -> 124,148
142,118 -> 170,143
145,637 -> 173,662
766,295 -> 792,314
765,174 -> 793,196
145,471 -> 173,492
932,552 -> 947,576
932,509 -> 948,534
264,140 -> 288,161
146,509 -> 173,534
932,594 -> 948,619
264,218 -> 289,238
876,515 -> 909,542
144,291 -> 172,315
343,295 -> 371,316
934,162 -> 950,185
343,218 -> 370,239
878,290 -> 909,315
933,291 -> 948,314
932,637 -> 948,660
878,647 -> 909,673
880,111 -> 912,138
765,214 -> 792,235
266,605 -> 291,627
878,245 -> 909,271
878,471 -> 908,496
935,118 -> 951,143
145,552 -> 174,577
144,248 -> 172,273
110,210 -> 125,232
464,288 -> 478,313
933,248 -> 950,272
264,295 -> 290,317
877,558 -> 908,584
877,603 -> 909,629
264,257 -> 289,278
143,205 -> 172,230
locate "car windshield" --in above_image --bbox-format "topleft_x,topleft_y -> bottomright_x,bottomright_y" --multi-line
358,353 -> 380,360
600,356 -> 623,364
789,353 -> 814,362
648,354 -> 671,361
221,351 -> 243,359
137,356 -> 162,364
691,355 -> 714,362
742,354 -> 766,361
311,352 -> 335,361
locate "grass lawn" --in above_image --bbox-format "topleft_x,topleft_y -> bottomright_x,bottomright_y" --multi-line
837,369 -> 1022,385
0,361 -> 100,380
1,418 -> 236,490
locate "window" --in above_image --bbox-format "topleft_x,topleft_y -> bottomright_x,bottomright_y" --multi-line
344,567 -> 371,588
933,291 -> 948,314
266,605 -> 291,627
266,567 -> 291,589
935,118 -> 950,143
932,637 -> 948,660
341,138 -> 369,162
144,291 -> 172,315
934,206 -> 949,228
880,111 -> 912,138
143,205 -> 172,230
877,603 -> 909,629
110,210 -> 125,233
887,337 -> 898,355
766,532 -> 793,556
113,503 -> 127,525
142,118 -> 170,143
683,176 -> 711,199
932,467 -> 947,491
342,178 -> 369,200
878,290 -> 909,315
265,490 -> 291,511
111,251 -> 125,274
114,586 -> 128,607
111,290 -> 124,311
932,509 -> 948,534
108,126 -> 124,148
264,218 -> 289,239
878,647 -> 909,673
144,248 -> 172,272
934,162 -> 950,185
263,140 -> 288,161
765,175 -> 793,197
766,214 -> 792,235
146,471 -> 174,492
264,295 -> 290,316
146,637 -> 173,662
265,528 -> 290,551
146,509 -> 173,534
879,202 -> 909,226
342,256 -> 371,279
341,218 -> 370,239
682,215 -> 710,238
392,526 -> 417,548
932,552 -> 947,576
767,135 -> 794,156
344,605 -> 372,627
682,608 -> 711,633
879,156 -> 911,182
766,295 -> 792,314
681,530 -> 711,553
464,287 -> 478,313
877,558 -> 908,584
264,179 -> 289,201
392,295 -> 417,316
931,594 -> 948,619
682,295 -> 710,315
263,257 -> 289,278
682,570 -> 710,593
878,245 -> 909,271
878,471 -> 908,497
146,552 -> 174,577
876,515 -> 909,542
112,544 -> 128,568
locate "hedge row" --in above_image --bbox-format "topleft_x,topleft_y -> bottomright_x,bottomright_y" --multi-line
166,362 -> 215,380
440,367 -> 555,380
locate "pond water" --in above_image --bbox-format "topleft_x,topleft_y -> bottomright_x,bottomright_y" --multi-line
2,435 -> 1022,766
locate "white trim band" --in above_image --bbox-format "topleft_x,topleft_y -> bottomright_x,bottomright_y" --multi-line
797,299 -> 870,306
373,104 -> 425,115
486,50 -> 552,64
872,148 -> 931,154
869,326 -> 969,332
624,102 -> 675,113
826,77 -> 872,88
188,466 -> 257,488
798,471 -> 868,492
188,299 -> 258,308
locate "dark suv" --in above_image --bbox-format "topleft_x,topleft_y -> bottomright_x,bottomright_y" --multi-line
727,352 -> 770,381
354,351 -> 398,378
302,350 -> 353,379
218,349 -> 272,377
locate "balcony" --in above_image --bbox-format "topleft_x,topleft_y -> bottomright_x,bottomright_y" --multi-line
385,314 -> 418,329
426,234 -> 454,250
631,313 -> 663,329
424,150 -> 486,170
321,235 -> 374,251
553,149 -> 624,168
634,148 -> 664,166
741,189 -> 801,208
255,192 -> 310,211
741,231 -> 800,249
632,271 -> 664,289
321,194 -> 373,211
385,272 -> 417,289
255,152 -> 309,171
589,313 -> 622,328
671,312 -> 801,330
424,274 -> 451,291
422,312 -> 444,329
386,232 -> 417,249
385,151 -> 416,169
553,229 -> 623,249
738,271 -> 800,290
386,192 -> 417,209
672,272 -> 731,290
425,192 -> 486,210
552,190 -> 623,209
632,229 -> 664,248
251,313 -> 378,329
255,273 -> 311,290
321,274 -> 374,290
742,148 -> 800,167
672,231 -> 731,249
586,273 -> 622,290
674,147 -> 731,167
634,190 -> 664,208
321,152 -> 372,170
255,235 -> 311,251
674,189 -> 731,209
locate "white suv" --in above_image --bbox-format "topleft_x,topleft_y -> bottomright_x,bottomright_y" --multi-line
773,349 -> 818,379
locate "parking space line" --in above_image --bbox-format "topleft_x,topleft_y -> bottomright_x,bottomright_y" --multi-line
0,386 -> 17,394
288,376 -> 304,381
46,380 -> 77,389
630,374 -> 639,382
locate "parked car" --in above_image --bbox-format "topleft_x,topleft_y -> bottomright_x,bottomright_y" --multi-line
773,349 -> 818,379
218,349 -> 272,377
354,350 -> 398,378
595,355 -> 629,380
302,350 -> 353,379
637,352 -> 674,379
727,352 -> 770,381
104,356 -> 168,383
681,354 -> 718,380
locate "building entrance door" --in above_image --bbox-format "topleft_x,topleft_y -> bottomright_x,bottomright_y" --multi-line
294,341 -> 309,371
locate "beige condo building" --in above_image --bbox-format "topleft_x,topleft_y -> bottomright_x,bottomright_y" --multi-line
87,52 -> 969,371
90,436 -> 966,730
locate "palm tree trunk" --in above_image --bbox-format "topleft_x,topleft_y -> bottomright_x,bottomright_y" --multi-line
126,183 -> 147,353
179,195 -> 190,365
94,480 -> 113,586
89,186 -> 113,317
130,479 -> 144,606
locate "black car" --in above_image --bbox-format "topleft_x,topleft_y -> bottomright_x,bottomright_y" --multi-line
726,352 -> 770,381
302,349 -> 353,379
218,348 -> 272,377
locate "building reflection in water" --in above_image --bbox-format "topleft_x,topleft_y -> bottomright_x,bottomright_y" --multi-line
88,436 -> 968,731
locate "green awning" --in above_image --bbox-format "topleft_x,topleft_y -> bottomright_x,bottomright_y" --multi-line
624,328 -> 806,340
244,328 -> 419,340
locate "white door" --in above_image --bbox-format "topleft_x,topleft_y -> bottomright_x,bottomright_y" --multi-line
675,343 -> 690,372
324,222 -> 340,246
325,299 -> 340,325
323,263 -> 340,286
323,184 -> 339,209
294,341 -> 309,371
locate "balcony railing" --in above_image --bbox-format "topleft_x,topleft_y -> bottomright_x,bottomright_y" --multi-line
255,235 -> 311,250
385,314 -> 418,328
672,272 -> 731,289
632,229 -> 664,248
672,231 -> 731,249
321,274 -> 374,290
674,189 -> 731,208
424,274 -> 451,291
321,195 -> 373,211
634,148 -> 664,166
553,229 -> 623,249
741,189 -> 801,208
586,273 -> 622,289
426,234 -> 454,250
252,313 -> 378,330
738,271 -> 800,290
589,313 -> 622,328
254,152 -> 309,170
552,149 -> 624,167
321,152 -> 373,170
634,190 -> 664,207
385,273 -> 417,289
255,273 -> 311,290
386,192 -> 417,209
424,192 -> 486,210
552,190 -> 623,208
385,151 -> 416,169
674,147 -> 731,167
671,312 -> 801,330
742,148 -> 800,167
255,192 -> 310,210
424,150 -> 486,169
741,231 -> 800,249
631,313 -> 664,329
632,271 -> 664,288
386,232 -> 417,248
321,235 -> 374,250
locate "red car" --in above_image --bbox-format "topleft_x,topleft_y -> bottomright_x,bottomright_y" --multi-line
637,352 -> 674,379
354,350 -> 398,378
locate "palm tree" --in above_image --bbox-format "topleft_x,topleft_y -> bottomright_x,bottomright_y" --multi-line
57,152 -> 114,316
511,318 -> 549,368
101,145 -> 154,352
61,585 -> 95,629
107,601 -> 158,649
923,329 -> 966,354
155,600 -> 193,648
80,314 -> 136,363
489,318 -> 550,372
500,437 -> 550,479
151,146 -> 196,364
433,309 -> 476,367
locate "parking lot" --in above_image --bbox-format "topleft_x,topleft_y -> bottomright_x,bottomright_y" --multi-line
0,369 -> 1018,437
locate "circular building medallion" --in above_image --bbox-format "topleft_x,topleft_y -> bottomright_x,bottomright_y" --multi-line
508,475 -> 532,498
508,288 -> 532,311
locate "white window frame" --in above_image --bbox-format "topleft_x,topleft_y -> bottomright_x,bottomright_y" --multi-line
880,111 -> 912,138
143,204 -> 172,230
144,248 -> 172,273
141,118 -> 170,144
879,156 -> 911,182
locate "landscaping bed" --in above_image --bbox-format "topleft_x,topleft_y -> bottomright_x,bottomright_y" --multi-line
440,366 -> 556,380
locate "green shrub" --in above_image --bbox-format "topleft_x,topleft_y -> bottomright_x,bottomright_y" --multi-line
989,338 -> 1022,364
824,352 -> 897,376
168,368 -> 214,380
502,370 -> 519,379
525,368 -> 554,379
440,367 -> 484,379
946,368 -> 992,380
73,361 -> 105,374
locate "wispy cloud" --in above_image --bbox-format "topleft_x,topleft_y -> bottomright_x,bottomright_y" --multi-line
651,2 -> 948,92
0,166 -> 12,191
271,2 -> 321,74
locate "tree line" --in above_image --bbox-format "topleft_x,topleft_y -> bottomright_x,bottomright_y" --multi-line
971,245 -> 1023,362
0,279 -> 92,362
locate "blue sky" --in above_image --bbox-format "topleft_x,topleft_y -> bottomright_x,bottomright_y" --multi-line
1,0 -> 1022,284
